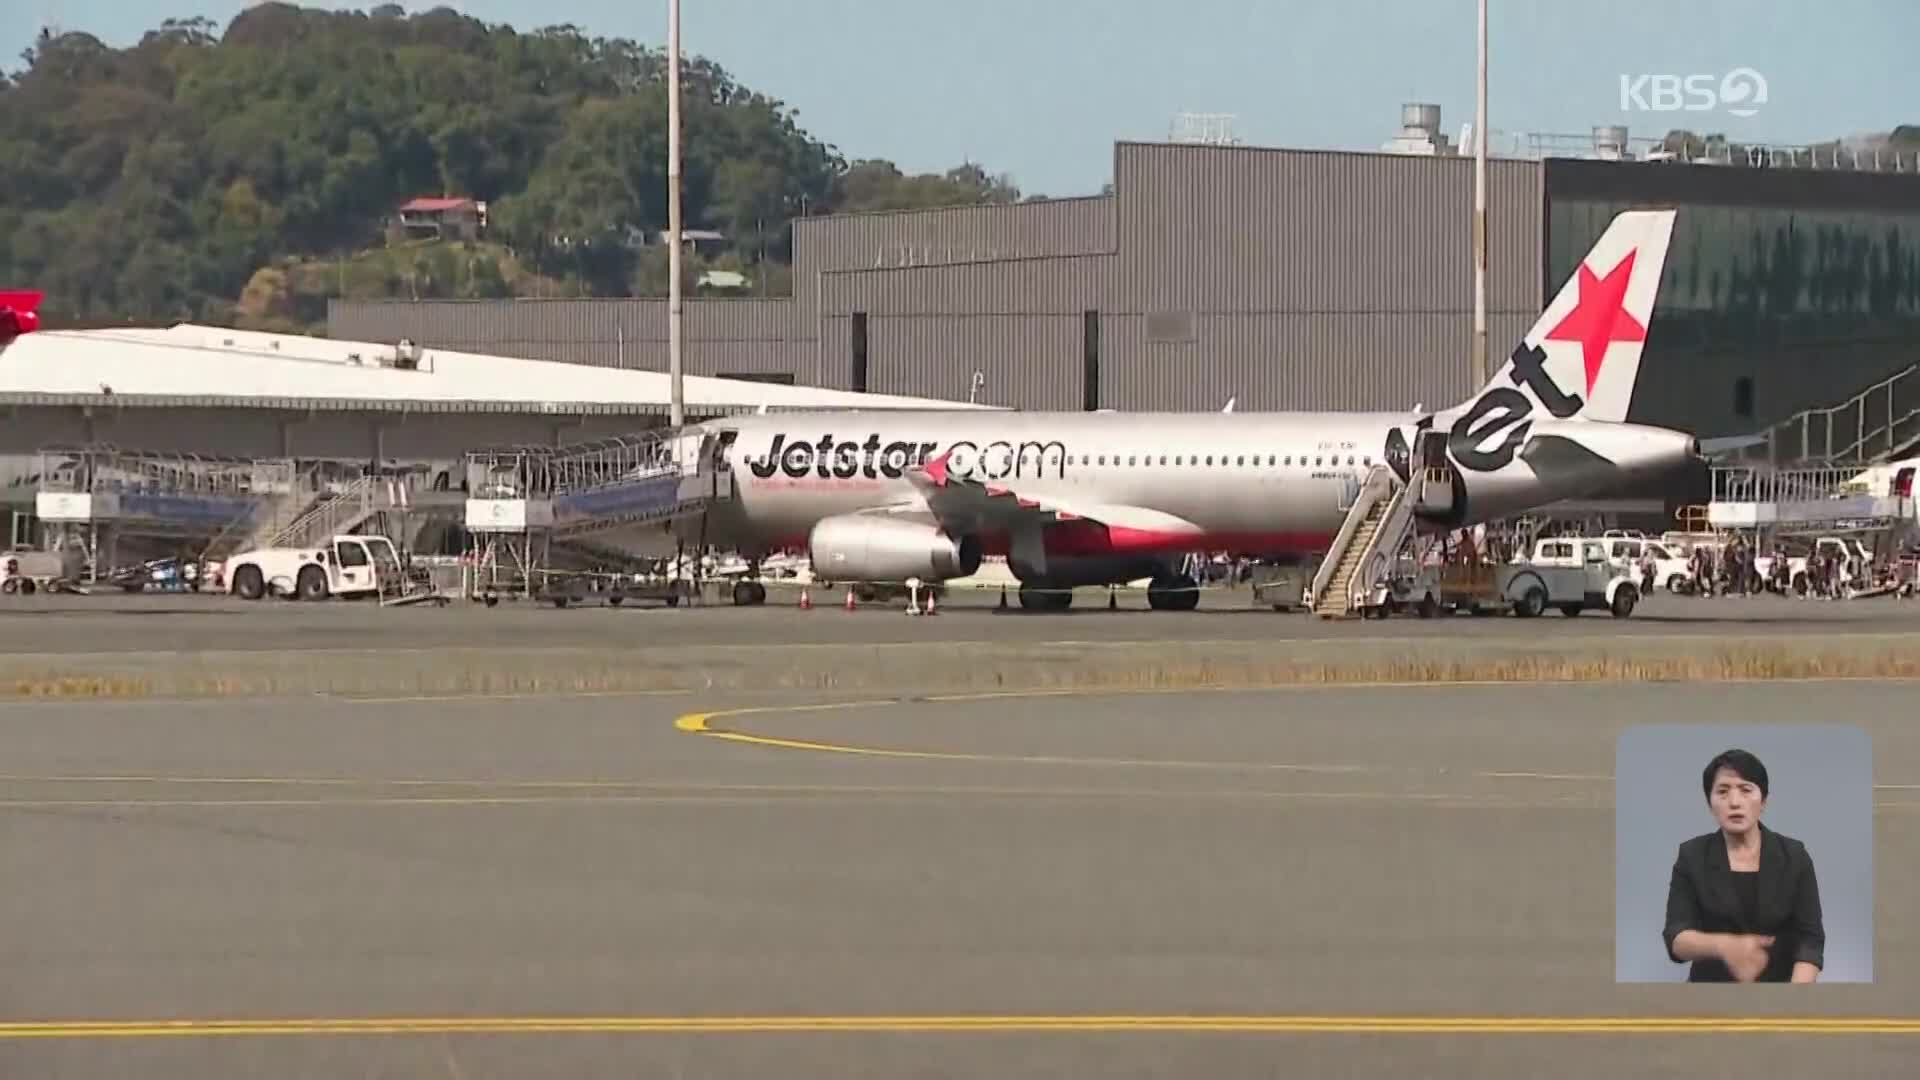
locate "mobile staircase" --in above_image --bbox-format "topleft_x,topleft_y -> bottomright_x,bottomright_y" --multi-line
1308,465 -> 1416,618
1307,462 -> 1458,619
464,428 -> 725,607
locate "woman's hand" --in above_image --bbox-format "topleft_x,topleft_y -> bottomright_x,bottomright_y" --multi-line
1720,934 -> 1775,982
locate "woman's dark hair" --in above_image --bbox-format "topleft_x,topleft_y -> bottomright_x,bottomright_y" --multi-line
1702,748 -> 1769,800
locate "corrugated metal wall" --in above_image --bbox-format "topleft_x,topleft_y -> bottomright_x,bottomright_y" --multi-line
794,196 -> 1116,276
1102,143 -> 1543,411
328,298 -> 811,376
330,143 -> 1547,412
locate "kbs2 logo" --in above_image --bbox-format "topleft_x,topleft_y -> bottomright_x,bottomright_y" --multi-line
1447,343 -> 1583,473
1618,68 -> 1768,118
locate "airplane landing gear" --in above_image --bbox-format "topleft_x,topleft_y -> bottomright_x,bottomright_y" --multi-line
1146,573 -> 1200,611
1017,581 -> 1073,611
732,560 -> 768,606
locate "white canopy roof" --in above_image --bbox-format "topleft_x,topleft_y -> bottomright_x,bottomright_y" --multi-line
0,324 -> 996,416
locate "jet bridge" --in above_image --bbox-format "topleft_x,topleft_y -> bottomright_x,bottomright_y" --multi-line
32,445 -> 299,580
463,428 -> 729,605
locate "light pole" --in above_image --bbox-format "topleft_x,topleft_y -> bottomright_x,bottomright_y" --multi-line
1472,0 -> 1489,388
667,0 -> 685,428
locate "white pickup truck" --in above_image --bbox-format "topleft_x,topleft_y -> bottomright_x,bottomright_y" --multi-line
1428,537 -> 1640,617
225,535 -> 406,601
1753,536 -> 1871,595
1504,537 -> 1641,617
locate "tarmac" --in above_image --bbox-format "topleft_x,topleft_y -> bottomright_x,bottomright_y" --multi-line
3,586 -> 1919,654
4,682 -> 1916,1078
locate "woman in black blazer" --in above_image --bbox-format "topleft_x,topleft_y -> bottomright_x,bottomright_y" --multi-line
1663,748 -> 1825,982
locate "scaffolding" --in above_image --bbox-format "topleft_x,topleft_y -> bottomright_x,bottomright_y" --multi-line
1707,465 -> 1915,536
463,428 -> 726,605
32,445 -> 298,580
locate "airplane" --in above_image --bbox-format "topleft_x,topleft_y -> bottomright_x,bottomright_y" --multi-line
0,290 -> 42,347
1840,455 -> 1918,500
684,209 -> 1703,610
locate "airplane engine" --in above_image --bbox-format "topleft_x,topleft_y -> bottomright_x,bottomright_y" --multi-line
808,514 -> 983,583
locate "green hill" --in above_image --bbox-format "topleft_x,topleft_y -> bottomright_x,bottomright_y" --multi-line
0,3 -> 1020,330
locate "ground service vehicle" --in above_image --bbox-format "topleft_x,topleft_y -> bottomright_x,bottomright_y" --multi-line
225,535 -> 405,601
1,545 -> 84,595
1433,538 -> 1638,617
1501,537 -> 1640,617
1604,536 -> 1693,593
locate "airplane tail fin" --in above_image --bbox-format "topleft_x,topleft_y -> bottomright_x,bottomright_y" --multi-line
0,290 -> 44,346
1454,209 -> 1675,424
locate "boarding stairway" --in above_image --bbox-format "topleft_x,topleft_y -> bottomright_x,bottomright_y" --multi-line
32,447 -> 298,581
1308,465 -> 1420,618
1743,363 -> 1920,467
196,471 -> 407,563
463,428 -> 730,601
464,429 -> 725,541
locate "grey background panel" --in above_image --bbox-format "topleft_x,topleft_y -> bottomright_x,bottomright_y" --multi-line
869,315 -> 1085,410
820,255 -> 1114,316
1110,143 -> 1542,315
795,194 -> 1116,275
1614,724 -> 1874,984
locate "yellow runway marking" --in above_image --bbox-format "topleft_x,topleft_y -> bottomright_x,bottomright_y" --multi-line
5,1015 -> 1920,1039
672,692 -> 1920,803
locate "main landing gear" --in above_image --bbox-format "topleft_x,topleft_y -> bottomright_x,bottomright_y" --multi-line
1014,572 -> 1201,612
1146,572 -> 1200,612
731,559 -> 768,606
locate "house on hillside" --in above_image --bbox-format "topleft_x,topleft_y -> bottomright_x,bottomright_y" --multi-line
393,197 -> 487,243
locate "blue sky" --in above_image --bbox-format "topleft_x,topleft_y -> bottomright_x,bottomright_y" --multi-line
8,0 -> 1917,196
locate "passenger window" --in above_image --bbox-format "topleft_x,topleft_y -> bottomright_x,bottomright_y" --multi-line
1098,455 -> 1106,465
1236,456 -> 1244,466
1128,456 -> 1136,466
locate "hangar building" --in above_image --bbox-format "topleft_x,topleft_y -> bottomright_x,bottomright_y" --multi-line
332,111 -> 1920,460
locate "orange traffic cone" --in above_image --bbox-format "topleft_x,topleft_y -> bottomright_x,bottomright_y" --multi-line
925,590 -> 939,615
798,587 -> 812,610
844,587 -> 856,611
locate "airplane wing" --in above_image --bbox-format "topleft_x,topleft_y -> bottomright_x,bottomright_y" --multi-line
897,449 -> 1203,571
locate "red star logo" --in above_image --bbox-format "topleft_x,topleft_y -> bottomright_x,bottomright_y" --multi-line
1542,249 -> 1646,396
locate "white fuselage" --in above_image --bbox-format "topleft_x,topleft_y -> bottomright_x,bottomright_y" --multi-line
693,408 -> 1697,572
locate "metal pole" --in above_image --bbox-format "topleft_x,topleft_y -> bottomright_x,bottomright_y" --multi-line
667,0 -> 685,428
1471,0 -> 1489,388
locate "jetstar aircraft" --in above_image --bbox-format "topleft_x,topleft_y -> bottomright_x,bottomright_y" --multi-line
688,209 -> 1703,609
